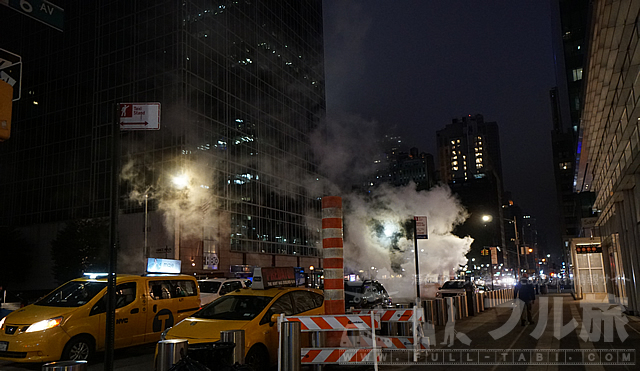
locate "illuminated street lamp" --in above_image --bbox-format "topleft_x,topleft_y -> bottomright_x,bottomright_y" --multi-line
173,173 -> 189,189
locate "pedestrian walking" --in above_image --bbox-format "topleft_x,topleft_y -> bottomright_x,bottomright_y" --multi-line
514,273 -> 536,325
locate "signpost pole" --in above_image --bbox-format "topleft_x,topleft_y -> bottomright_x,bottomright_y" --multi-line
105,104 -> 120,371
413,219 -> 421,302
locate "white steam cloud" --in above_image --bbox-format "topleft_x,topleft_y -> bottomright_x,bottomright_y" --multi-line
313,113 -> 473,301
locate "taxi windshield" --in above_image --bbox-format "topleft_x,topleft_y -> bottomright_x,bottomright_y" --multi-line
35,281 -> 107,307
192,295 -> 273,320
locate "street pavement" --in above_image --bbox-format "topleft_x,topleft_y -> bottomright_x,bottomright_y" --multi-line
378,291 -> 640,371
2,291 -> 640,371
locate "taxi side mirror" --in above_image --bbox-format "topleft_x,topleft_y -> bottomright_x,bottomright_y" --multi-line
270,313 -> 280,325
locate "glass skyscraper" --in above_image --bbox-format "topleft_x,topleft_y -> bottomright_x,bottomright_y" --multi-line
0,0 -> 326,282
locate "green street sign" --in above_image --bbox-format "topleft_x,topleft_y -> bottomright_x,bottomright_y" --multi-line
1,0 -> 64,32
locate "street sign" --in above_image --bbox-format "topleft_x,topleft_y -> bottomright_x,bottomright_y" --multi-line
0,0 -> 64,31
0,49 -> 21,101
414,216 -> 428,239
119,102 -> 161,130
490,247 -> 498,265
1,0 -> 64,31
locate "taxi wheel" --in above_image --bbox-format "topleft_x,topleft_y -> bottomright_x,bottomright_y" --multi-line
62,335 -> 94,361
245,345 -> 269,371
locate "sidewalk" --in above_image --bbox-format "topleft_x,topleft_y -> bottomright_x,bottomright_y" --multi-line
379,292 -> 640,371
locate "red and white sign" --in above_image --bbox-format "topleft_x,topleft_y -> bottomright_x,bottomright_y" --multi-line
119,102 -> 160,130
283,314 -> 380,331
301,348 -> 378,364
414,216 -> 428,239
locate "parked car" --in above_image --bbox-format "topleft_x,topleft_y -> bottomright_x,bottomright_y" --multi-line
477,285 -> 493,294
162,286 -> 324,371
344,280 -> 392,310
0,274 -> 200,363
435,280 -> 477,298
198,278 -> 251,306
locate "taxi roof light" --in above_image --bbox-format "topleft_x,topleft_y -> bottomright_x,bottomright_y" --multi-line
83,273 -> 109,279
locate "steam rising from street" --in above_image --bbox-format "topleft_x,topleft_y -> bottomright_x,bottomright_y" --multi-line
315,113 -> 473,301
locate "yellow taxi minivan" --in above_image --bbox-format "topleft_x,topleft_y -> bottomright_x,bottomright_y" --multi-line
162,267 -> 324,371
0,274 -> 200,363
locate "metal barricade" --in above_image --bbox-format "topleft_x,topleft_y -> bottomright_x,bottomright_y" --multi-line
445,297 -> 456,322
42,361 -> 87,371
280,321 -> 301,371
423,300 -> 435,324
434,298 -> 446,326
221,330 -> 245,365
462,294 -> 469,317
156,339 -> 189,371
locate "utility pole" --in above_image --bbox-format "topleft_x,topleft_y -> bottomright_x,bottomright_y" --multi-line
513,216 -> 521,280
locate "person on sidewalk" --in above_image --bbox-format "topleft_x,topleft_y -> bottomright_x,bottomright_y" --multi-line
514,273 -> 536,325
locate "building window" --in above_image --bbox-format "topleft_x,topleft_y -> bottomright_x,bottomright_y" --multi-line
560,162 -> 572,170
572,68 -> 583,81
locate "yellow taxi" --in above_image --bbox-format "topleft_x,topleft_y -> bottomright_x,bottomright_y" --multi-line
162,267 -> 324,371
0,274 -> 200,363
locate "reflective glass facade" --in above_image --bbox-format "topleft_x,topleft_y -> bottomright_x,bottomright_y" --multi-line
0,1 -> 325,270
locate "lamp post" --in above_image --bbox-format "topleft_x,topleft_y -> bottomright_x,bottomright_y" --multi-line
511,216 -> 522,280
145,193 -> 148,260
482,214 -> 522,282
172,173 -> 190,262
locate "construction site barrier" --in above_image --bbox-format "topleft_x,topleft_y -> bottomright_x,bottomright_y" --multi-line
279,307 -> 429,368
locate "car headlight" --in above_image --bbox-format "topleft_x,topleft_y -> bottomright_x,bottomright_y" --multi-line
25,317 -> 63,333
0,316 -> 5,330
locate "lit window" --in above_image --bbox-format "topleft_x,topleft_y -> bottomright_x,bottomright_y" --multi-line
452,161 -> 458,166
453,166 -> 458,171
476,158 -> 482,164
572,68 -> 583,81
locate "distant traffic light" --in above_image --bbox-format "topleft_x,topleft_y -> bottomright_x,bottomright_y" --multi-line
0,80 -> 12,141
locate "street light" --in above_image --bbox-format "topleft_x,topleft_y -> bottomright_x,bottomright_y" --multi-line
172,172 -> 191,261
482,214 -> 522,281
173,174 -> 189,189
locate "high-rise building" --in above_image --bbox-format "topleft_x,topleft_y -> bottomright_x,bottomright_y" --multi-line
0,0 -> 326,287
371,142 -> 436,191
575,0 -> 640,312
436,114 -> 506,263
549,0 -> 593,251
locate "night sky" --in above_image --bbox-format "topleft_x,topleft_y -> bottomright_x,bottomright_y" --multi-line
322,1 -> 561,251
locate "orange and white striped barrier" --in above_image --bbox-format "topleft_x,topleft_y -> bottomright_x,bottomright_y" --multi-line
301,348 -> 378,364
283,314 -> 380,331
350,308 -> 424,322
322,196 -> 344,315
354,334 -> 430,349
